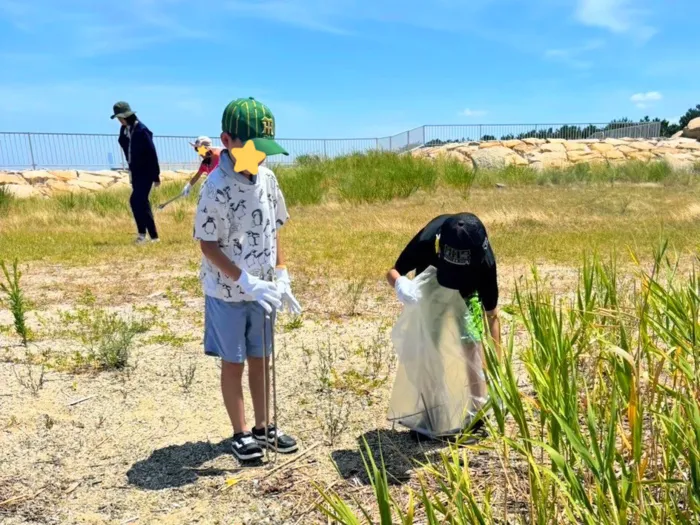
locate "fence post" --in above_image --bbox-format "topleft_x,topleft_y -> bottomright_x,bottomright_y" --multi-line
323,140 -> 327,159
389,136 -> 393,150
478,125 -> 482,140
376,138 -> 379,150
422,126 -> 426,146
26,133 -> 36,170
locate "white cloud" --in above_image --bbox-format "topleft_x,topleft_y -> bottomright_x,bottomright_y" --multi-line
460,109 -> 487,117
630,91 -> 662,108
224,0 -> 352,35
0,0 -> 211,56
544,39 -> 604,69
575,0 -> 656,41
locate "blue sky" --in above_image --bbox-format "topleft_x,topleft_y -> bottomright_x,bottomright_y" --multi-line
0,0 -> 698,139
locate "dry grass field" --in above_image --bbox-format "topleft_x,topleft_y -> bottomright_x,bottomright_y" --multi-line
1,156 -> 699,524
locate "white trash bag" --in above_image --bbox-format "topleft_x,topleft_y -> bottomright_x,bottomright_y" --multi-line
388,266 -> 488,438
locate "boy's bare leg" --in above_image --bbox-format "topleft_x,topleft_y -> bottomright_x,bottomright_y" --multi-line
221,361 -> 247,434
248,355 -> 270,430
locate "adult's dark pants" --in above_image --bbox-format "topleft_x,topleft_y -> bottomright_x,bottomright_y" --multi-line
129,181 -> 158,239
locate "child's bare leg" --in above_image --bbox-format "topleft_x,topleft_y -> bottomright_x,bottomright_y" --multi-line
221,361 -> 246,434
248,355 -> 270,430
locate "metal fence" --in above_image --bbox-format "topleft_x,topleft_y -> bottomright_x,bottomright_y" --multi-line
0,122 -> 662,170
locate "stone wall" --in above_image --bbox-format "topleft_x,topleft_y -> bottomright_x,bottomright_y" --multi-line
413,137 -> 700,172
2,135 -> 700,198
0,169 -> 191,198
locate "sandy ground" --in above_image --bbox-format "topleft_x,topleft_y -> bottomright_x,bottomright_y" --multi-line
0,260 -> 580,524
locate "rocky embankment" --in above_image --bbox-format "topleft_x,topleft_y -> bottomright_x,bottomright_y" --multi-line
0,169 -> 191,198
413,136 -> 700,172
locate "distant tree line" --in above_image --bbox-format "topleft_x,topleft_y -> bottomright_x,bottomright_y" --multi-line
424,104 -> 700,146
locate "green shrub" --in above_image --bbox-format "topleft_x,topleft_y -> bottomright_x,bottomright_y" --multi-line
0,185 -> 14,213
0,259 -> 31,345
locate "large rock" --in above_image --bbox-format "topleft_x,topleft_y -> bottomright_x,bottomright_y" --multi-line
456,145 -> 478,156
568,151 -> 605,164
682,117 -> 700,139
507,154 -> 529,166
50,170 -> 78,181
46,179 -> 79,193
529,151 -> 571,169
546,138 -> 567,144
512,142 -> 537,154
3,184 -> 41,198
470,147 -> 518,170
676,141 -> 700,151
626,151 -> 654,162
21,170 -> 54,184
0,173 -> 28,185
603,138 -> 627,146
628,141 -> 656,151
479,141 -> 503,149
672,130 -> 684,139
603,149 -> 626,161
564,141 -> 589,152
522,138 -> 545,146
589,142 -> 615,154
541,142 -> 567,153
76,172 -> 118,185
67,179 -> 104,192
616,145 -> 637,155
412,148 -> 431,158
502,140 -> 524,149
436,150 -> 470,163
651,147 -> 684,155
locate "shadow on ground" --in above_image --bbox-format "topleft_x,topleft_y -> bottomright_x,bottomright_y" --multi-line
331,428 -> 446,486
127,438 -> 252,490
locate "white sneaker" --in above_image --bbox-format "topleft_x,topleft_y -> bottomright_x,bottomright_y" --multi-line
134,235 -> 147,245
151,238 -> 160,244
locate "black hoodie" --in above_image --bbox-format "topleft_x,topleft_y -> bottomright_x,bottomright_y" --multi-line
118,120 -> 161,185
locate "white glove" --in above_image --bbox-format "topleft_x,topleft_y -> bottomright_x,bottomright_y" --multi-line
237,270 -> 282,314
182,183 -> 191,196
395,276 -> 420,305
275,268 -> 302,315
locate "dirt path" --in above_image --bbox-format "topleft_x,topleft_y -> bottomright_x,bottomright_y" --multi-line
1,261 -> 581,524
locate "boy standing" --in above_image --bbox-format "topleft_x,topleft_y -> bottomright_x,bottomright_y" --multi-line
194,97 -> 302,461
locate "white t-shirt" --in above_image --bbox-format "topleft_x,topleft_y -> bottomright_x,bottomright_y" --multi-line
193,151 -> 289,301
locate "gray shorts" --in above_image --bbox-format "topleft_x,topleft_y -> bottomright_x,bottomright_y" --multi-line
204,295 -> 275,364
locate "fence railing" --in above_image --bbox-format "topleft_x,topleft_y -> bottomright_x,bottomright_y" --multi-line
0,122 -> 662,170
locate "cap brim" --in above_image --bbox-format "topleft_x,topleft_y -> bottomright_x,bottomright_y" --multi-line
251,138 -> 288,156
110,111 -> 134,119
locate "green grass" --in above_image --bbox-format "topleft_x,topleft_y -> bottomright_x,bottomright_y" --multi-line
318,245 -> 700,524
0,259 -> 31,345
0,185 -> 13,213
274,153 -> 699,204
1,154 -> 699,278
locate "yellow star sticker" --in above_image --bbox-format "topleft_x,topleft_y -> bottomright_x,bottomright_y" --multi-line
230,140 -> 266,175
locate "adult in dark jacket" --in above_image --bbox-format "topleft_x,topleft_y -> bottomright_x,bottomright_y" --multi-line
112,101 -> 161,243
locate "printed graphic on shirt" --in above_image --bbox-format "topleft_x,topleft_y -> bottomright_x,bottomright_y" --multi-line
193,164 -> 289,302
